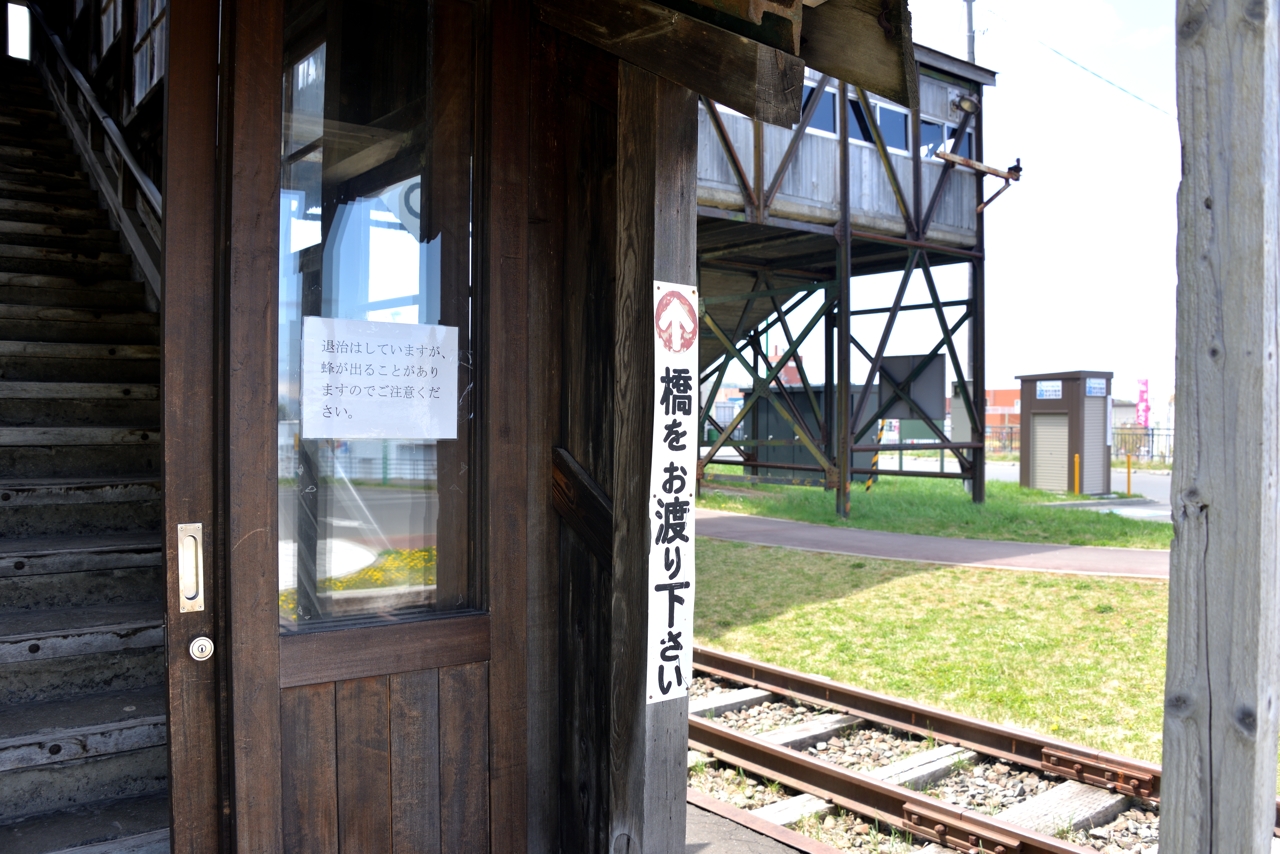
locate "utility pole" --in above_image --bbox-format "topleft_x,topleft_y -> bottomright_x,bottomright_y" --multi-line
964,0 -> 975,63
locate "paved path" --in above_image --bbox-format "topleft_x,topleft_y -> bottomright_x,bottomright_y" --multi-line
696,509 -> 1170,579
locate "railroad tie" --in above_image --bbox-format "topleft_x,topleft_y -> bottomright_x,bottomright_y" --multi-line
995,779 -> 1127,836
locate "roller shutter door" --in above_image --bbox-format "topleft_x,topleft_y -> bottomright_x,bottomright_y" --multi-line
1031,413 -> 1068,492
1083,398 -> 1106,494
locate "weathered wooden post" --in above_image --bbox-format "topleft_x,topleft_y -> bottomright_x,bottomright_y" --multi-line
612,63 -> 697,854
1163,1 -> 1280,850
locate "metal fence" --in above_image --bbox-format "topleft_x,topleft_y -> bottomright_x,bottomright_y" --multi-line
1111,427 -> 1174,463
985,425 -> 1019,454
278,445 -> 438,482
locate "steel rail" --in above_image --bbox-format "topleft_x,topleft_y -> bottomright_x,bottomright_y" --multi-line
688,716 -> 1085,854
692,647 -> 1161,801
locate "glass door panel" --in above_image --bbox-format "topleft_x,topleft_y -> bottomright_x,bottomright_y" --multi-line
277,0 -> 475,631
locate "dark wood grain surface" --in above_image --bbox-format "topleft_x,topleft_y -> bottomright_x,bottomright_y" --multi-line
225,0 -> 285,847
641,74 -> 698,851
610,61 -> 658,854
391,670 -> 442,854
552,446 -> 615,565
485,3 -> 531,852
336,677 -> 392,852
610,63 -> 697,854
278,614 -> 490,688
160,0 -> 223,846
799,0 -> 919,110
281,683 -> 339,854
534,0 -> 802,125
440,662 -> 490,854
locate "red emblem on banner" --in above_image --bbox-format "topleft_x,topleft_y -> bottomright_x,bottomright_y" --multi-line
654,290 -> 697,354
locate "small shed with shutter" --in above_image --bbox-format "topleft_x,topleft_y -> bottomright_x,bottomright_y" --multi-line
1017,371 -> 1113,495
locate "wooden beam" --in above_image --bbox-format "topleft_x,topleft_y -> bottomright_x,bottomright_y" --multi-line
1163,1 -> 1280,851
800,0 -> 918,109
611,64 -> 697,854
552,447 -> 615,566
536,0 -> 802,126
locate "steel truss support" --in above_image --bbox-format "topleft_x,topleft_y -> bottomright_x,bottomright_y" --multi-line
697,71 -> 988,506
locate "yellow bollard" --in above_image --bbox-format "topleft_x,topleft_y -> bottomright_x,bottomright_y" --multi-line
1127,453 -> 1132,496
1074,453 -> 1080,495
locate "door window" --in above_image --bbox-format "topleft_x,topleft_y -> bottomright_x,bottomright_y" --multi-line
277,0 -> 476,631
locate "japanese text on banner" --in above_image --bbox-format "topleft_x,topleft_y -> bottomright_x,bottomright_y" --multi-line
301,316 -> 459,440
646,281 -> 699,703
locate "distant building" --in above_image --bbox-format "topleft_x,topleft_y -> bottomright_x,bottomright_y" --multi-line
1112,399 -> 1138,426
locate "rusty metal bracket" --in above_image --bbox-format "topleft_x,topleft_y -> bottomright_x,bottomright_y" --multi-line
901,802 -> 1022,853
1041,748 -> 1156,799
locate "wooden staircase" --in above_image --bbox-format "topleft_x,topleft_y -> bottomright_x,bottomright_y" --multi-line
0,55 -> 169,853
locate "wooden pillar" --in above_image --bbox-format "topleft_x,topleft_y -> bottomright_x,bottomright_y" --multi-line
612,63 -> 696,854
1163,1 -> 1280,850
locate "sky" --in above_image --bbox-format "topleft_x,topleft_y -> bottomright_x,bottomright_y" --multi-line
737,0 -> 1180,426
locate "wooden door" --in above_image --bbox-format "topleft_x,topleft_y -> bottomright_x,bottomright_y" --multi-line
206,0 -> 527,849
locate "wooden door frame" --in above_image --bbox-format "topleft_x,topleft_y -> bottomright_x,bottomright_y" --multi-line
210,0 -> 533,849
160,0 -> 225,850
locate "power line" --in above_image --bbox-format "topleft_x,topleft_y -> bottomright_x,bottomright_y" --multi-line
982,7 -> 1174,118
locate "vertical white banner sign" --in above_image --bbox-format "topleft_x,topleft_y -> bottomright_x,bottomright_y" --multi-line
646,281 -> 699,703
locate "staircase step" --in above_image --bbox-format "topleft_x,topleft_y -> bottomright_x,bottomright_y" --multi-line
0,565 -> 164,611
0,485 -> 160,538
0,285 -> 145,311
0,794 -> 169,854
0,427 -> 159,446
0,160 -> 88,183
0,198 -> 108,228
0,478 -> 161,505
0,245 -> 132,279
0,746 -> 168,822
0,687 -> 165,773
0,382 -> 158,400
1,648 -> 165,706
0,533 -> 162,578
0,443 -> 159,479
0,341 -> 158,383
0,602 -> 164,664
0,304 -> 156,325
0,305 -> 159,345
0,273 -> 142,293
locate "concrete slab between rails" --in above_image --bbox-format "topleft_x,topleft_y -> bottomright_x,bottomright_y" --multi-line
750,793 -> 833,827
687,789 -> 845,854
696,510 -> 1170,579
995,779 -> 1127,835
869,743 -> 977,790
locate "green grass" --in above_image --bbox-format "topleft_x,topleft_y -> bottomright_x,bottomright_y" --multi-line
695,537 -> 1168,765
698,472 -> 1172,550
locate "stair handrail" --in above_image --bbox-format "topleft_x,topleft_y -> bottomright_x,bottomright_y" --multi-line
24,1 -> 164,298
27,3 -> 163,214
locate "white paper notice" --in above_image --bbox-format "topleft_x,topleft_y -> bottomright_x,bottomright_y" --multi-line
301,316 -> 458,440
646,281 -> 698,704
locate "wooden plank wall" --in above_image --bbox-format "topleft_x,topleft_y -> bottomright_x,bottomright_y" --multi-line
1163,0 -> 1280,850
279,665 -> 489,853
530,23 -> 620,854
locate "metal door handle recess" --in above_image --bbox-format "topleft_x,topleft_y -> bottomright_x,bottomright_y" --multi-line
177,523 -> 205,613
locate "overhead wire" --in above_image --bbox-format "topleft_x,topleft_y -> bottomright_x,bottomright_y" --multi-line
978,5 -> 1174,118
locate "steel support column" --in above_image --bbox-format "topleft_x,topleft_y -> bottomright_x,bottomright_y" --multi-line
836,81 -> 852,516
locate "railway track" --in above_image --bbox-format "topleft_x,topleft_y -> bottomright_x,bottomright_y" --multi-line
688,646 -> 1280,853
